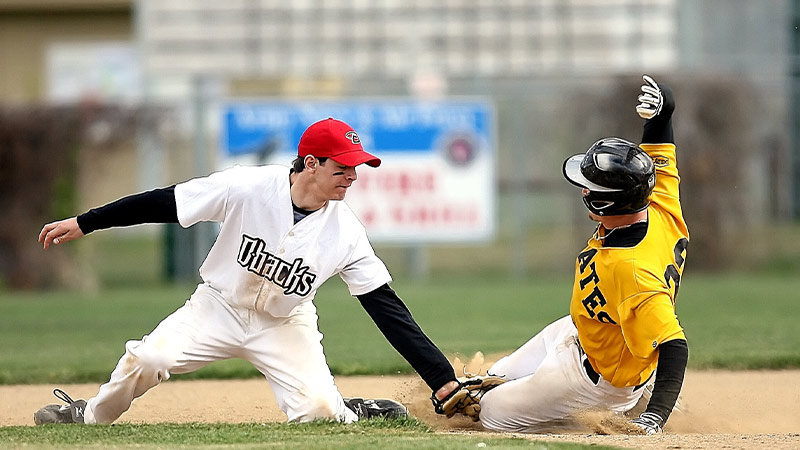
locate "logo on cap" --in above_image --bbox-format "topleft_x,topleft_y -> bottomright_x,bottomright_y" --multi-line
345,131 -> 361,144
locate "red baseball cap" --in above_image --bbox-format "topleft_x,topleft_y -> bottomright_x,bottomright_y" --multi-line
298,118 -> 381,167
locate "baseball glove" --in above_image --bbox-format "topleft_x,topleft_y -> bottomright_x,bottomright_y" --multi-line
431,375 -> 507,421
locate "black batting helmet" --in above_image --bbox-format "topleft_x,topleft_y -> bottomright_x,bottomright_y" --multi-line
562,137 -> 655,216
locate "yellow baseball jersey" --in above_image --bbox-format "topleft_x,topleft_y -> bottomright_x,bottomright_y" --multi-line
569,143 -> 689,388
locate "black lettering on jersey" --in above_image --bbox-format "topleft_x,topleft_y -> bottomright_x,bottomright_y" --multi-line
578,248 -> 598,272
579,262 -> 599,290
264,254 -> 280,279
274,260 -> 292,284
237,234 -> 317,296
597,311 -> 616,324
581,286 -> 607,317
576,248 -> 617,325
237,235 -> 262,270
664,237 -> 689,303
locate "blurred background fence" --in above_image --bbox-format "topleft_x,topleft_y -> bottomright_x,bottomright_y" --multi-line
0,0 -> 798,290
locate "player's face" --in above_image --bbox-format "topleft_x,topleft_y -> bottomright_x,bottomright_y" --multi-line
317,159 -> 358,201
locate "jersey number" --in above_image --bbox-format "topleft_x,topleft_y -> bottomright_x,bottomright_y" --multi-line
664,238 -> 689,302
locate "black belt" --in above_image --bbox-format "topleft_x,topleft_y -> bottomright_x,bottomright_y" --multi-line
582,357 -> 601,385
578,341 -> 652,390
577,339 -> 602,385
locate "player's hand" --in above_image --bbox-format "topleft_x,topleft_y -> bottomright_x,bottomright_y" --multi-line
629,411 -> 664,435
434,380 -> 460,402
431,375 -> 506,421
636,75 -> 663,119
38,217 -> 84,249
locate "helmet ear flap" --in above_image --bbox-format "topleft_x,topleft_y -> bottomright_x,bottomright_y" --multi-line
584,198 -> 615,215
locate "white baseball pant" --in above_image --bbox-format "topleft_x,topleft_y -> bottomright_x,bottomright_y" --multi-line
83,283 -> 357,424
479,315 -> 645,433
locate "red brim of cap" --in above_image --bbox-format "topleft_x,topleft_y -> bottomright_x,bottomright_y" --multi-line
330,150 -> 382,167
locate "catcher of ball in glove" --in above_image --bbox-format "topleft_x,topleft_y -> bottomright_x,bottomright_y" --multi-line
431,375 -> 507,421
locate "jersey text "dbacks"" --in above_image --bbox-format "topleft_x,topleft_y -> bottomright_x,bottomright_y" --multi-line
237,234 -> 317,296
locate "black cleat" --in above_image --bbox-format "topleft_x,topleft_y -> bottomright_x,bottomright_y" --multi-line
344,397 -> 408,419
34,389 -> 87,424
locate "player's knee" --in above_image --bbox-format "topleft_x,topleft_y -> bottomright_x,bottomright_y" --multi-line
122,340 -> 174,382
486,356 -> 511,378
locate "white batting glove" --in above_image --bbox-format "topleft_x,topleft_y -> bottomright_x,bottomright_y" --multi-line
630,411 -> 664,435
636,75 -> 663,119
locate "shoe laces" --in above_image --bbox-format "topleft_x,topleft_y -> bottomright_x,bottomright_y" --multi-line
53,388 -> 77,405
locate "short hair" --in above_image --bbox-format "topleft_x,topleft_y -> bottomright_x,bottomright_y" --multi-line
292,155 -> 329,172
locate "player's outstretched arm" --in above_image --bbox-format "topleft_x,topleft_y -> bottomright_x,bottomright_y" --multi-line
38,186 -> 178,250
356,284 -> 458,396
38,217 -> 84,249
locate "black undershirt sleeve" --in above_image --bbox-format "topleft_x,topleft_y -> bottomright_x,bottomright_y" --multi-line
76,186 -> 179,234
646,338 -> 688,425
641,85 -> 675,145
357,283 -> 457,392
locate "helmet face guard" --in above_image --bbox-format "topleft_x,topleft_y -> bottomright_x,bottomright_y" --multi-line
563,138 -> 656,216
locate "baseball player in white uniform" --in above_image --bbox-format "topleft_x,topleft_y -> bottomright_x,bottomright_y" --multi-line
35,117 -> 460,425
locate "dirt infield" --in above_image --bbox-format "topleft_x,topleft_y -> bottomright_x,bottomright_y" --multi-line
3,369 -> 799,449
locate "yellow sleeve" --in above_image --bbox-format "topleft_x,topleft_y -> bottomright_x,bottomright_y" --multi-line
641,143 -> 687,233
618,292 -> 686,358
640,143 -> 679,201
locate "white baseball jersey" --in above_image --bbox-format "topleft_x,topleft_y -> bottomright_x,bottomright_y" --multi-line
174,164 -> 392,317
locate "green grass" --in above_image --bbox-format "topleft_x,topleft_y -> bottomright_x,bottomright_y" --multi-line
0,284 -> 196,384
80,229 -> 167,288
676,272 -> 800,368
1,272 -> 799,385
0,419 -> 625,450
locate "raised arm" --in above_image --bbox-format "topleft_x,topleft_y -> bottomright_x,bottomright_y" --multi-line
636,75 -> 684,213
628,75 -> 689,434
